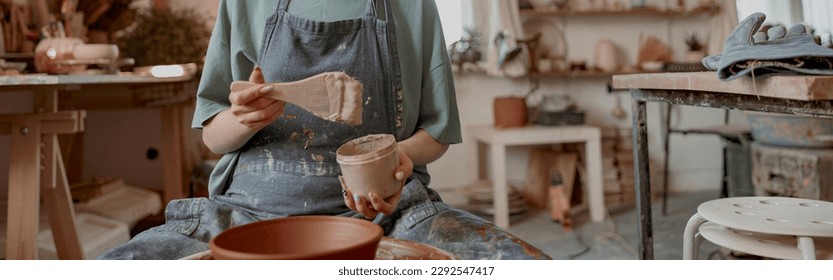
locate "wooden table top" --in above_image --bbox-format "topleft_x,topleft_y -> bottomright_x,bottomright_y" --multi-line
0,73 -> 194,88
612,71 -> 833,101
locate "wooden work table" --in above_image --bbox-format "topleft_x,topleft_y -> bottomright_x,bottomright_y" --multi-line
1,73 -> 197,259
612,71 -> 833,260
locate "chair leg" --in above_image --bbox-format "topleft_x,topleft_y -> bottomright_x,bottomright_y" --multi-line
683,213 -> 706,260
693,232 -> 704,260
797,236 -> 816,260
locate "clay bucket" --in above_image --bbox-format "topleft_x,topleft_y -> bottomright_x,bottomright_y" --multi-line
337,134 -> 400,199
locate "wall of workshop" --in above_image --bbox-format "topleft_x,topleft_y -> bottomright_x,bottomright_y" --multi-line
0,0 -> 211,195
433,12 -> 746,193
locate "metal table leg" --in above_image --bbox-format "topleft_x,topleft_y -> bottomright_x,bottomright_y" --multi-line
631,89 -> 653,260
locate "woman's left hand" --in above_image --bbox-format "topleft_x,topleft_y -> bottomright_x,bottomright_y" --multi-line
341,147 -> 413,219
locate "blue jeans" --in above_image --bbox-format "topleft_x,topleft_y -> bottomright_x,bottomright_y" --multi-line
97,180 -> 550,260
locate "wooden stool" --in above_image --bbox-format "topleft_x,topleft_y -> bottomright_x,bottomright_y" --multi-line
683,197 -> 833,260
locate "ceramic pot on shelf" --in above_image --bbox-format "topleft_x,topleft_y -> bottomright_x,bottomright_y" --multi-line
493,96 -> 528,128
594,39 -> 619,73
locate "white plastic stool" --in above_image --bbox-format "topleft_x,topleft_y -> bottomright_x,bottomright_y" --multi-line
683,197 -> 833,260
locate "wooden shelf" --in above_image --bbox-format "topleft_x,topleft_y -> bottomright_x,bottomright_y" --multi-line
519,6 -> 719,17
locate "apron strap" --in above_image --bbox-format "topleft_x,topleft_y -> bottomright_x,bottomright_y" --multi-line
366,0 -> 376,17
383,0 -> 395,25
278,0 -> 290,12
367,0 -> 394,24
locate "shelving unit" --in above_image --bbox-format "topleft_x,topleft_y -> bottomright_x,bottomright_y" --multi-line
518,4 -> 718,75
514,3 -> 720,209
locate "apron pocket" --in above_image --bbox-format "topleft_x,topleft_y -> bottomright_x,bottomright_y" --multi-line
153,198 -> 204,236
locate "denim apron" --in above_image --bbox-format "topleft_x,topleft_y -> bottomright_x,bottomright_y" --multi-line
98,0 -> 549,260
211,0 -> 398,219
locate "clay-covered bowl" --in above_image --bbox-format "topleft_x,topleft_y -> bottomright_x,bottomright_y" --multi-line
209,216 -> 383,260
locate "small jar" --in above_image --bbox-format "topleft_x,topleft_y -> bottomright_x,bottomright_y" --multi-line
336,134 -> 400,199
34,37 -> 85,74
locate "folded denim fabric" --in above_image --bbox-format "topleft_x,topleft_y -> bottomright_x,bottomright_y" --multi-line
703,13 -> 833,81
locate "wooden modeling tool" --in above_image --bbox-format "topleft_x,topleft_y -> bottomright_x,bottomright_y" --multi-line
231,72 -> 363,125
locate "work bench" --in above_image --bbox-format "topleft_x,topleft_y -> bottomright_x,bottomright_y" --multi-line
1,74 -> 196,259
613,71 -> 833,259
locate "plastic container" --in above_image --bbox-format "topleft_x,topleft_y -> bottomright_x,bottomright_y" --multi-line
0,212 -> 129,260
74,184 -> 162,228
36,213 -> 130,260
336,134 -> 400,199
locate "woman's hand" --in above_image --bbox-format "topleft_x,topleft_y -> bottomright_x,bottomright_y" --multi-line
341,147 -> 413,219
202,66 -> 287,154
228,66 -> 285,131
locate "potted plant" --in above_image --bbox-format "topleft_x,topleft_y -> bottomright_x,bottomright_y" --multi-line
684,33 -> 705,63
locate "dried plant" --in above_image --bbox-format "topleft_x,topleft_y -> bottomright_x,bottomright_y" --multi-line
114,8 -> 211,67
685,33 -> 703,51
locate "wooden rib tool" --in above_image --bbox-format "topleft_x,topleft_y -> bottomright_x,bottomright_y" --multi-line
231,71 -> 363,125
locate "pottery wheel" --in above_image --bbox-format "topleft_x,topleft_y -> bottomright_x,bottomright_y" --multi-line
374,237 -> 459,260
181,237 -> 459,260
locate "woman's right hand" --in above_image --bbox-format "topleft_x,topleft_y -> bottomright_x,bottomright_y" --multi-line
202,66 -> 286,154
228,66 -> 285,131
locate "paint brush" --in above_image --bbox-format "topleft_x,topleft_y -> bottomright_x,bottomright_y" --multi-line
231,71 -> 363,125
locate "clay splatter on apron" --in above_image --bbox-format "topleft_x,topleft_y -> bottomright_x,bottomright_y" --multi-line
303,128 -> 315,149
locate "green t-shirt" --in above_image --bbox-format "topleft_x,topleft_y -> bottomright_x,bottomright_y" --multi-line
192,0 -> 461,196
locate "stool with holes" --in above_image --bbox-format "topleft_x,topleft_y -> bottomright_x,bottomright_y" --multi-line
683,196 -> 833,260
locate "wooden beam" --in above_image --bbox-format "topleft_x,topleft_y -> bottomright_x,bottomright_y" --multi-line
40,135 -> 83,259
6,119 -> 42,259
0,111 -> 85,135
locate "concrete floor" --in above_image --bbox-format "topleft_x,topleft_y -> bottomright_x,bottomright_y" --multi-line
438,189 -> 727,260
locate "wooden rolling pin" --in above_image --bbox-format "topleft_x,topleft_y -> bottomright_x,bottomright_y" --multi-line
231,72 -> 363,125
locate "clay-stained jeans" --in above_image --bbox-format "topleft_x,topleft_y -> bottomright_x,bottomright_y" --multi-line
97,180 -> 550,260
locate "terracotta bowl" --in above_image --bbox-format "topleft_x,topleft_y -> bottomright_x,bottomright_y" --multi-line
209,216 -> 383,260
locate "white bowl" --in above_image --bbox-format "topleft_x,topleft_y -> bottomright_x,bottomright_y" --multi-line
72,44 -> 119,61
640,61 -> 664,72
